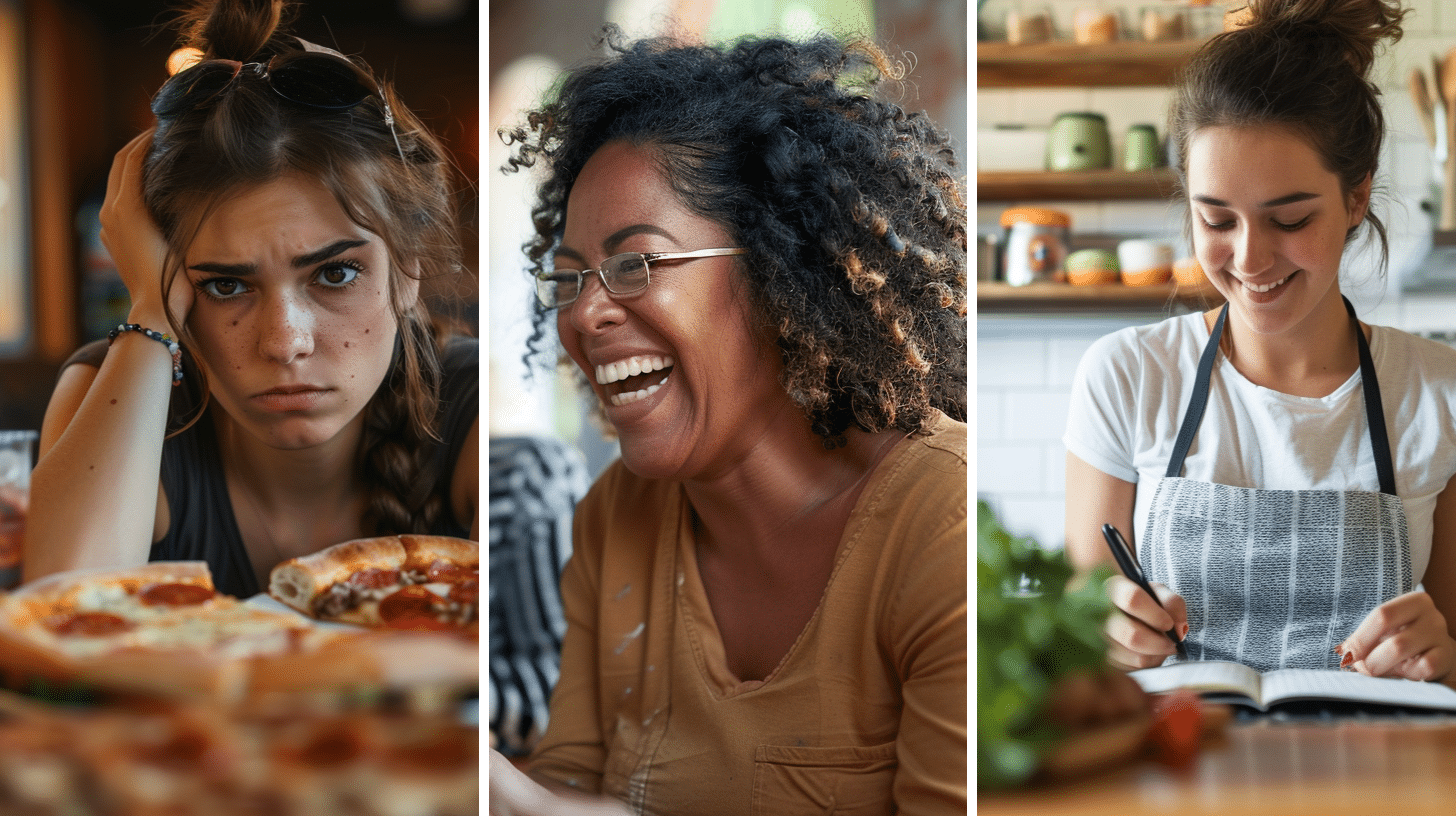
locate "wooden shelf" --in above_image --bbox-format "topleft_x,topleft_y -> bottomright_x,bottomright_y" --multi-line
978,168 -> 1178,201
977,281 -> 1224,313
977,39 -> 1208,88
977,37 -> 1208,313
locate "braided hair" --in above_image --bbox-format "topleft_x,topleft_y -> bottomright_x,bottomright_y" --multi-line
144,0 -> 465,534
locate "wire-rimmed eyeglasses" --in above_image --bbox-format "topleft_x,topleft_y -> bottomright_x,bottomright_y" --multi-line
536,247 -> 746,309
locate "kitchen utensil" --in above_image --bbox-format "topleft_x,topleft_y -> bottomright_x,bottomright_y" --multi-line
1000,207 -> 1071,286
1047,112 -> 1113,171
1410,67 -> 1438,149
1433,56 -> 1448,183
1439,50 -> 1456,230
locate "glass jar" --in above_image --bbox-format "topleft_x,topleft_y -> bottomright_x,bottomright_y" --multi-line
1000,207 -> 1071,286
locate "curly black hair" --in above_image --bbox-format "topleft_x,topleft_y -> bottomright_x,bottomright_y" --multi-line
503,27 -> 966,443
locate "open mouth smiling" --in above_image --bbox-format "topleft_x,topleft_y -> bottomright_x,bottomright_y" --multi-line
1243,272 -> 1294,293
596,355 -> 674,407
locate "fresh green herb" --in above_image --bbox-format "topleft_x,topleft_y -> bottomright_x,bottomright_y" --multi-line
977,500 -> 1114,788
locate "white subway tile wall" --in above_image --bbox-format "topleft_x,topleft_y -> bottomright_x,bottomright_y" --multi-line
977,319 -> 1130,549
976,0 -> 1456,549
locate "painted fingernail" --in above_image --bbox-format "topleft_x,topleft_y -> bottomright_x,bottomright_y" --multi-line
1339,650 -> 1354,669
1179,623 -> 1189,639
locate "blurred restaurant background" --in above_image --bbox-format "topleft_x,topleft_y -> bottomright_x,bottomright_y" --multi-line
0,0 -> 478,434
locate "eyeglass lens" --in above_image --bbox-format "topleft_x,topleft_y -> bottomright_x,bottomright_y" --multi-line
538,254 -> 652,307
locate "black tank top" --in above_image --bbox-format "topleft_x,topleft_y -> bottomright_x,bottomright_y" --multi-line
60,336 -> 478,597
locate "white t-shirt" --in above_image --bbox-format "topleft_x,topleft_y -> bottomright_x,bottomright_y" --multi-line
1064,311 -> 1456,584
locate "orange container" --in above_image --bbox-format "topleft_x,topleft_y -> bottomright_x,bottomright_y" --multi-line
1173,257 -> 1207,287
1066,248 -> 1120,286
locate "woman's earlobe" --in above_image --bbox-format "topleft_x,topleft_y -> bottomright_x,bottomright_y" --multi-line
1349,173 -> 1373,227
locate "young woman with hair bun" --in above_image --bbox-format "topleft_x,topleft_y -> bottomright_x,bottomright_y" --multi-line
24,0 -> 478,597
1066,0 -> 1456,687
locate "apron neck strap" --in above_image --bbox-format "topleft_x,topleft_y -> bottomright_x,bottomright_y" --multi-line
1164,296 -> 1397,496
1164,303 -> 1228,480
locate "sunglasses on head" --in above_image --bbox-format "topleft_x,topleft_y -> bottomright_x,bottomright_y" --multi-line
150,51 -> 404,161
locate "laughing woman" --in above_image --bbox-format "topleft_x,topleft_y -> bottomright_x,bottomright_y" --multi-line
1065,0 -> 1456,685
24,0 -> 478,597
490,28 -> 968,816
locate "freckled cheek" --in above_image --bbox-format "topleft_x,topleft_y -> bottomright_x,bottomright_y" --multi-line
186,321 -> 245,372
338,318 -> 398,391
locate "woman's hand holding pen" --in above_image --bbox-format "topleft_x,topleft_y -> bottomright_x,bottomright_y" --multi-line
1337,591 -> 1455,684
100,130 -> 193,333
1103,575 -> 1190,671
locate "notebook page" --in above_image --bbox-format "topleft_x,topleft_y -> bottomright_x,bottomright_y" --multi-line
1261,670 -> 1456,710
1131,661 -> 1262,698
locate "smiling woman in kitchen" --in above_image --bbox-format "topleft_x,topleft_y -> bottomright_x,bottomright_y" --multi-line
22,0 -> 478,596
490,26 -> 967,816
1065,0 -> 1456,687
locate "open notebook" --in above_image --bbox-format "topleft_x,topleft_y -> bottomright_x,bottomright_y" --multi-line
1131,661 -> 1456,713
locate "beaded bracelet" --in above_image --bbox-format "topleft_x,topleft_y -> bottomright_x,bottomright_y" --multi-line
107,323 -> 183,385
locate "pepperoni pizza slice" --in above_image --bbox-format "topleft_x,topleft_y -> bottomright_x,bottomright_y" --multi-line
268,535 -> 479,632
0,562 -> 345,695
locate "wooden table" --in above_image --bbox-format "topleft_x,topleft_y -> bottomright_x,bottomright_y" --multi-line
979,717 -> 1456,815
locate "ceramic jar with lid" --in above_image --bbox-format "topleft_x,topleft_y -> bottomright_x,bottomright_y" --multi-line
1000,207 -> 1071,286
1046,112 -> 1113,171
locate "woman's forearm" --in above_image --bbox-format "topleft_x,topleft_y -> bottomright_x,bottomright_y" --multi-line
489,750 -> 630,816
24,332 -> 175,579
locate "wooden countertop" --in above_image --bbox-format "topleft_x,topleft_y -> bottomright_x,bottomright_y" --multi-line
979,718 -> 1456,815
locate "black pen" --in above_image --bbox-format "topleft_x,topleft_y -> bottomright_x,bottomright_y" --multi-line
1101,523 -> 1187,659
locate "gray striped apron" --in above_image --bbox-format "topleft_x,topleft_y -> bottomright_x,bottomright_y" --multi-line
1139,298 -> 1411,672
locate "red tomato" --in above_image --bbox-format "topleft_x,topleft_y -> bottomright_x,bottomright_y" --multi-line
1150,690 -> 1203,768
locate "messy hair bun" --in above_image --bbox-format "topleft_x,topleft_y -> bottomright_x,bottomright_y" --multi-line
176,0 -> 289,61
1170,0 -> 1408,270
1229,0 -> 1405,75
148,0 -> 466,537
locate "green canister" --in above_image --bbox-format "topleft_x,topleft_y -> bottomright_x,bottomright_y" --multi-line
1046,112 -> 1112,172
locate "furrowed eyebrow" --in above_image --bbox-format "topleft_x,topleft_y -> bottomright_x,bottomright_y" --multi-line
188,261 -> 256,276
188,239 -> 370,276
293,239 -> 369,268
